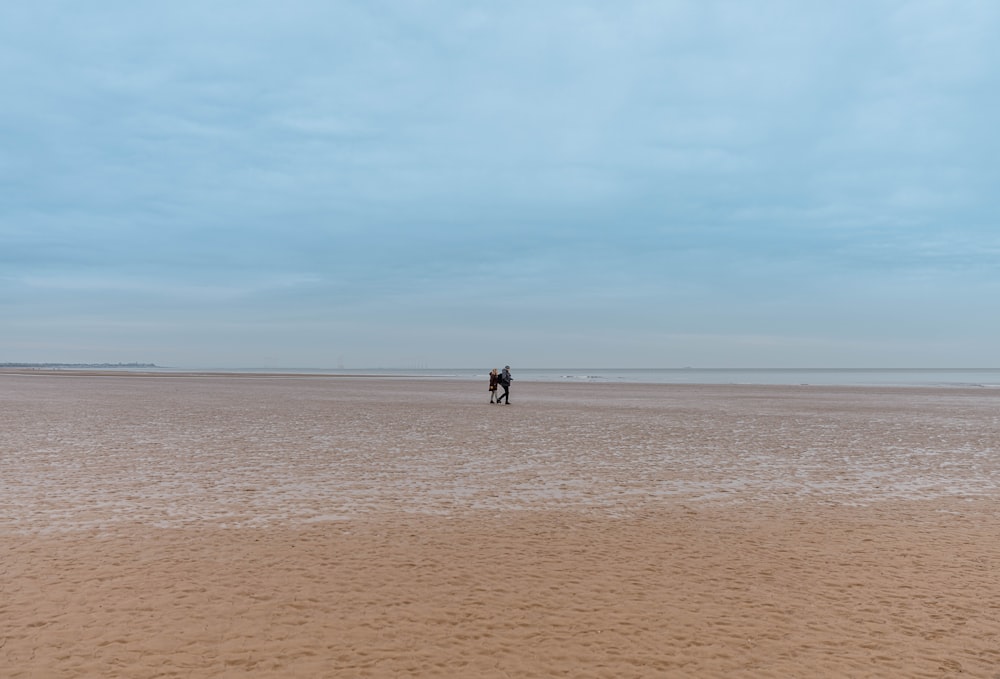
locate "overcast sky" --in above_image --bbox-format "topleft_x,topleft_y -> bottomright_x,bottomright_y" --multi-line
3,1 -> 999,368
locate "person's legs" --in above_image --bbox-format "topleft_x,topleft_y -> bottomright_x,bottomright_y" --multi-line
500,384 -> 510,403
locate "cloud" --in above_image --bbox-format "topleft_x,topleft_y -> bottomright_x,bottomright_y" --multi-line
3,1 -> 999,366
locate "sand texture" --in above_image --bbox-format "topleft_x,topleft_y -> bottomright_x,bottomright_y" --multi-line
3,373 -> 1000,677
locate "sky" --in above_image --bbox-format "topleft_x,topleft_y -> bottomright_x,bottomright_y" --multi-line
2,1 -> 999,369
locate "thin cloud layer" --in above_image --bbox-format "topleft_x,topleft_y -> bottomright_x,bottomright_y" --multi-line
2,1 -> 998,367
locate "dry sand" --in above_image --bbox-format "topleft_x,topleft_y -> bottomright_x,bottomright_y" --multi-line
2,372 -> 1000,677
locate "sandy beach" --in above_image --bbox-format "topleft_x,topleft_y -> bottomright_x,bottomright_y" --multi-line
3,372 -> 1000,677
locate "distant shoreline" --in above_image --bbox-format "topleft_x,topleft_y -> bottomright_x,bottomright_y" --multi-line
0,362 -> 158,369
2,365 -> 999,388
0,368 -> 416,379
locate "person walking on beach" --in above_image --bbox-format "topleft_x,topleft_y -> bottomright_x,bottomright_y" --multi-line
497,365 -> 512,404
489,368 -> 499,403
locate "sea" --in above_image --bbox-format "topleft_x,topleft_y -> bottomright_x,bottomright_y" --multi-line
146,367 -> 1000,388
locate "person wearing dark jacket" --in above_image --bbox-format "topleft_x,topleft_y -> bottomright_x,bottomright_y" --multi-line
497,366 -> 512,404
488,368 -> 499,403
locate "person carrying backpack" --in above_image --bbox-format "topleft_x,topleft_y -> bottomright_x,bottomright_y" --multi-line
497,366 -> 512,404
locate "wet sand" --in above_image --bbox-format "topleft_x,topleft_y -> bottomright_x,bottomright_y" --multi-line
3,372 -> 1000,677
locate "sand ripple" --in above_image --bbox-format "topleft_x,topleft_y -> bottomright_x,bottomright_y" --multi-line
2,376 -> 999,531
3,374 -> 1000,677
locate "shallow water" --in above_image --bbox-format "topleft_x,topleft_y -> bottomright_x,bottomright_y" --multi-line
78,366 -> 1000,387
2,375 -> 999,533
